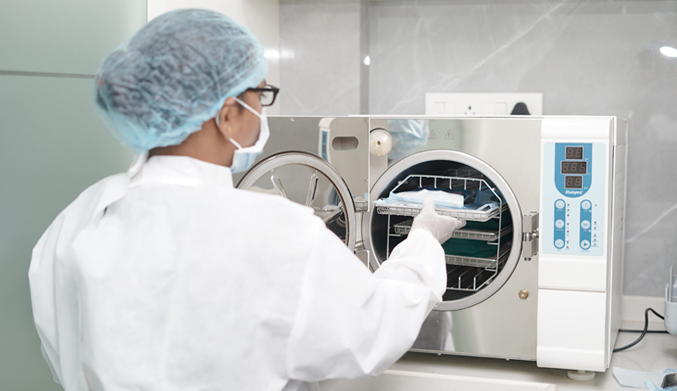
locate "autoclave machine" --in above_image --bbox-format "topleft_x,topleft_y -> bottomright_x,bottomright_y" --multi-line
234,115 -> 628,374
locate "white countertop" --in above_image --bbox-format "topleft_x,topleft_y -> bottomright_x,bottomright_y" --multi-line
321,322 -> 676,390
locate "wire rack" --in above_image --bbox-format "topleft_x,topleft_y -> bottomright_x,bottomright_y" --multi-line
378,174 -> 510,294
446,251 -> 509,292
375,203 -> 504,222
393,220 -> 512,242
445,243 -> 511,269
374,174 -> 504,222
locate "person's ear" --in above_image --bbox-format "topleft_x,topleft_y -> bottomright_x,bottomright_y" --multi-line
216,97 -> 238,139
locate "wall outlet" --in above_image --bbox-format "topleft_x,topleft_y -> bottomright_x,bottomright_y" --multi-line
425,92 -> 543,116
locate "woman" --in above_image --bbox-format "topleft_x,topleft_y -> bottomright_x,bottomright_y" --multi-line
29,9 -> 463,391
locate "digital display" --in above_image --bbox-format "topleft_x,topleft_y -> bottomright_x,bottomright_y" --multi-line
566,146 -> 583,160
561,160 -> 587,174
565,176 -> 583,189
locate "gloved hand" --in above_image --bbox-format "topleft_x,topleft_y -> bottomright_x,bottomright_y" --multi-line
410,197 -> 465,243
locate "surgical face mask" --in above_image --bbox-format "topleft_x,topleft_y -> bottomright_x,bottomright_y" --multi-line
216,96 -> 270,173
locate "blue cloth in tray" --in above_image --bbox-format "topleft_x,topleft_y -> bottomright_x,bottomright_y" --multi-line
381,189 -> 464,208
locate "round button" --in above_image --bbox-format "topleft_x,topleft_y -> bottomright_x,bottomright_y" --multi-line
581,200 -> 591,210
581,240 -> 590,249
581,220 -> 591,229
555,200 -> 565,209
555,239 -> 565,248
555,219 -> 565,229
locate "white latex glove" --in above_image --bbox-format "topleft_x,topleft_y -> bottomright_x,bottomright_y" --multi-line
410,197 -> 465,243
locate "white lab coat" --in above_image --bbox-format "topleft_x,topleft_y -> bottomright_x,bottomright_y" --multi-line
29,155 -> 447,391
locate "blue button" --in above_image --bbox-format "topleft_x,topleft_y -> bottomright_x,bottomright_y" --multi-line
555,239 -> 565,248
581,200 -> 591,210
555,200 -> 565,209
555,219 -> 565,229
581,240 -> 590,249
581,220 -> 591,229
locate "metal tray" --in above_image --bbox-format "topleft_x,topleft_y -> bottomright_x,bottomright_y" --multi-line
375,174 -> 505,222
393,220 -> 512,241
375,202 -> 506,222
445,249 -> 510,292
445,243 -> 511,269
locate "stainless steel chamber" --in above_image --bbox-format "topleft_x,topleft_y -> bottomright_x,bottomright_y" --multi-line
235,115 -> 627,373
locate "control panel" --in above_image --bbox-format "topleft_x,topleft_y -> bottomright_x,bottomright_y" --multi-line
537,117 -> 620,373
542,142 -> 606,256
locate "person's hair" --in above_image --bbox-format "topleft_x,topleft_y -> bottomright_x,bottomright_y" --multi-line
94,8 -> 267,153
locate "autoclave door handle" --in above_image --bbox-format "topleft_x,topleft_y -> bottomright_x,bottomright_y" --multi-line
522,213 -> 539,261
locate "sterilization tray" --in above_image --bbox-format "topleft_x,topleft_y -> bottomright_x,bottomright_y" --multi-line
375,202 -> 506,222
374,174 -> 505,222
446,250 -> 510,292
445,243 -> 511,269
393,220 -> 512,241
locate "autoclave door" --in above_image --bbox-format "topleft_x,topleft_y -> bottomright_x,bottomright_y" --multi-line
237,151 -> 358,250
234,116 -> 371,252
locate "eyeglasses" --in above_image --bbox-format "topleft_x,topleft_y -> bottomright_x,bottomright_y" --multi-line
246,84 -> 280,106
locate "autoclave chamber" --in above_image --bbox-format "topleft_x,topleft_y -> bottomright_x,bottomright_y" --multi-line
364,150 -> 523,312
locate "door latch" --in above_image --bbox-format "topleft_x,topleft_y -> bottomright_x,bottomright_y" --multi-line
522,213 -> 539,261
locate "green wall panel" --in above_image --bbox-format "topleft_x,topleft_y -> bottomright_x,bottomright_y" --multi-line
0,74 -> 134,390
0,0 -> 146,75
0,1 -> 147,387
0,39 -> 138,391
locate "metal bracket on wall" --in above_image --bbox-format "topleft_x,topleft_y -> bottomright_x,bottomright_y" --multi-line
522,213 -> 539,261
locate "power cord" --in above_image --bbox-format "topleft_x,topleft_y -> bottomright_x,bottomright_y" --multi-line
614,308 -> 667,352
619,329 -> 669,334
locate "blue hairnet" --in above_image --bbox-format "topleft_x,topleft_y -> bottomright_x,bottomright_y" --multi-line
94,9 -> 268,153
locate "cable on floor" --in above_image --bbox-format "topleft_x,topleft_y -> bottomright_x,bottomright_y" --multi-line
614,308 -> 666,353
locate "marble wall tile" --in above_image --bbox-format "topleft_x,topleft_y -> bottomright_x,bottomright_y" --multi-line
280,0 -> 362,115
281,0 -> 677,297
368,0 -> 677,297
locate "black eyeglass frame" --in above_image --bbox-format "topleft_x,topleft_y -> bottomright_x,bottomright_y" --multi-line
245,84 -> 280,106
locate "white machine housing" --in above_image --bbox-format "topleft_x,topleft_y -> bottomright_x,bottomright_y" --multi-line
537,118 -> 626,371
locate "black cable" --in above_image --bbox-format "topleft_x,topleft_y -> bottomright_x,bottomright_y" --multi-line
619,329 -> 669,334
614,308 -> 665,352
